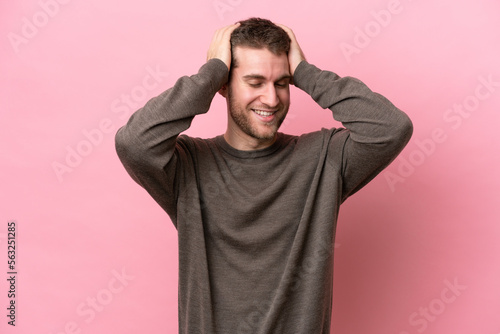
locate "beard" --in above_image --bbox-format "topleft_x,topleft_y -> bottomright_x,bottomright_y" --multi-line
227,87 -> 289,141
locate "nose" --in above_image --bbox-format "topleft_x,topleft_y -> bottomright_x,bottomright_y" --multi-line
260,84 -> 279,108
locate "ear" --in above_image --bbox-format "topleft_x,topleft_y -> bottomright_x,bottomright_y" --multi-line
218,83 -> 228,98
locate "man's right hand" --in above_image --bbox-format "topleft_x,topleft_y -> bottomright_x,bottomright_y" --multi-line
207,23 -> 240,71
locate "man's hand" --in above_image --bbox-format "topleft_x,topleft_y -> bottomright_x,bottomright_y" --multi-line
207,23 -> 240,71
277,24 -> 306,78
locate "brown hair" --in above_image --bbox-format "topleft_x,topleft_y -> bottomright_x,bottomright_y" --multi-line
230,17 -> 291,69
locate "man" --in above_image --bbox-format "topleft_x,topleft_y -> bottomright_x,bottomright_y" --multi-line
115,18 -> 412,334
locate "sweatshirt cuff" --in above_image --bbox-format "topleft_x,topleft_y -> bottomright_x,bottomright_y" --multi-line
292,60 -> 325,95
203,58 -> 230,91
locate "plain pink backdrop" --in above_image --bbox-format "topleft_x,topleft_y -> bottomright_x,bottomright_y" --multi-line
1,0 -> 499,333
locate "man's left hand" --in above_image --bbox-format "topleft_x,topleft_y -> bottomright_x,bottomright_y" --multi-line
277,24 -> 306,78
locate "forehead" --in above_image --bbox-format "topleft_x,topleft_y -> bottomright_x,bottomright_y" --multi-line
233,47 -> 290,79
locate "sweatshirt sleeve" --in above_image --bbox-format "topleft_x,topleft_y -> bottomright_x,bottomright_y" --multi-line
115,59 -> 229,218
292,61 -> 413,201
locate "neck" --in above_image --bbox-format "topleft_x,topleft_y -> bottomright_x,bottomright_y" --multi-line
223,130 -> 277,151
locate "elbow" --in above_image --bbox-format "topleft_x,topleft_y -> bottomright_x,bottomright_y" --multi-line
114,127 -> 128,160
399,112 -> 414,143
115,126 -> 137,169
114,126 -> 146,186
390,111 -> 413,151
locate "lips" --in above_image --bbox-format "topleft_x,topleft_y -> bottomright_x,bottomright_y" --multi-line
252,108 -> 278,122
252,109 -> 276,116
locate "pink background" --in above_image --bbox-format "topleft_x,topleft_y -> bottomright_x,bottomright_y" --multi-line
1,0 -> 499,333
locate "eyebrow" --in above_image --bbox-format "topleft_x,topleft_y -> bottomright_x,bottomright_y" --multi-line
242,74 -> 292,82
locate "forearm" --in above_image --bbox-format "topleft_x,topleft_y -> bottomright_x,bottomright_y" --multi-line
293,61 -> 412,147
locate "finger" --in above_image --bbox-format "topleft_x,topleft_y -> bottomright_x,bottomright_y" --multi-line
276,23 -> 305,76
225,23 -> 240,41
210,23 -> 239,52
219,22 -> 240,40
276,23 -> 295,40
207,23 -> 241,67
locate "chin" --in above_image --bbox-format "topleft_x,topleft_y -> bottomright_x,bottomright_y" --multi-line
252,124 -> 279,140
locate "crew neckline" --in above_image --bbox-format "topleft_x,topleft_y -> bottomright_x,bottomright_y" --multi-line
214,133 -> 285,159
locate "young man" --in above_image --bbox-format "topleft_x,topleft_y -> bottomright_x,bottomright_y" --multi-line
115,18 -> 412,334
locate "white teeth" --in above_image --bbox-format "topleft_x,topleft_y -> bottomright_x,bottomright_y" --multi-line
253,109 -> 275,117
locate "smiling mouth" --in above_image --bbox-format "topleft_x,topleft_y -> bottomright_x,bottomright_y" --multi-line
252,109 -> 277,117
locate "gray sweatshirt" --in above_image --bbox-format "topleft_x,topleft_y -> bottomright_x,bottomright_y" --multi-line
115,59 -> 413,333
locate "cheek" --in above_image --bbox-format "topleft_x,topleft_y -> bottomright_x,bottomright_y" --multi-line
236,89 -> 259,106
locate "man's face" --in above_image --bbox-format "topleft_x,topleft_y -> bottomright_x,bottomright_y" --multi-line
224,46 -> 291,148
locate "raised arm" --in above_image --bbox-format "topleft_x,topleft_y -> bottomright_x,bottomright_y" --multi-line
279,24 -> 413,200
115,24 -> 239,215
